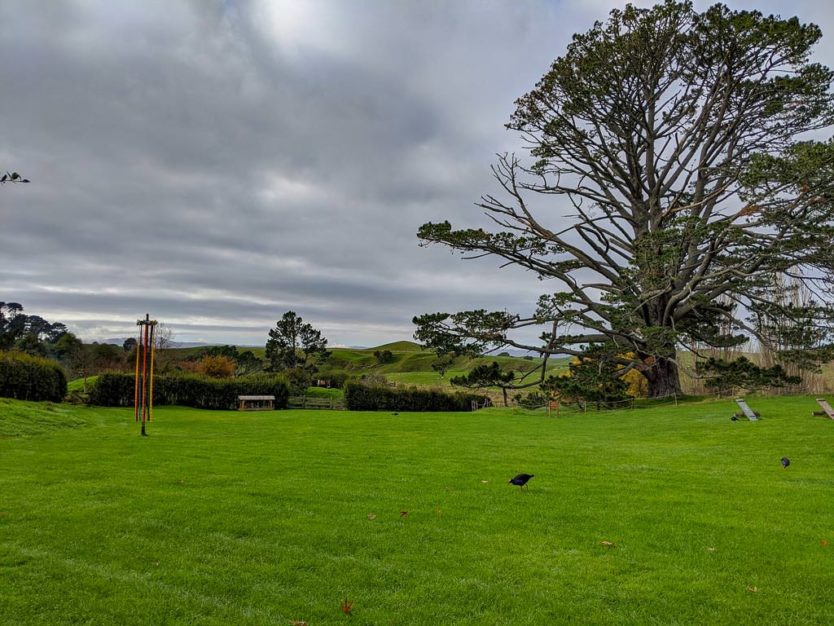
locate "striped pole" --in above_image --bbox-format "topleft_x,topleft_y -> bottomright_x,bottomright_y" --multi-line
134,314 -> 158,436
148,323 -> 156,423
133,331 -> 141,422
140,318 -> 149,436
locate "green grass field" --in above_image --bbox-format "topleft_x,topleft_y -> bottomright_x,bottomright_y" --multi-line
2,396 -> 834,624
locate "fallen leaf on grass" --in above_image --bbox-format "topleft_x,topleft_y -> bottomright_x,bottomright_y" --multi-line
367,514 -> 377,520
340,598 -> 353,615
289,621 -> 308,626
746,586 -> 759,593
400,511 -> 409,519
821,539 -> 829,548
481,480 -> 489,484
707,547 -> 716,552
600,541 -> 616,548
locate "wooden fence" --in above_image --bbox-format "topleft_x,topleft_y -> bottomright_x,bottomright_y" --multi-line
288,396 -> 346,410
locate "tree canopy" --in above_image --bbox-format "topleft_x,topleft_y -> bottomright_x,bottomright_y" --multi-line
265,311 -> 330,374
414,1 -> 834,397
0,302 -> 68,352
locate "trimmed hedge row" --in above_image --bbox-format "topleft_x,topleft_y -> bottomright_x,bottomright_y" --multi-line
0,350 -> 67,402
344,382 -> 488,412
89,373 -> 289,410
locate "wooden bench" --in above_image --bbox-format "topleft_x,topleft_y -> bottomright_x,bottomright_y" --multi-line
813,398 -> 834,420
734,398 -> 759,421
238,395 -> 275,411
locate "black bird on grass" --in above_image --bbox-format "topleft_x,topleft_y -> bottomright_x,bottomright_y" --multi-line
781,457 -> 791,469
509,473 -> 534,489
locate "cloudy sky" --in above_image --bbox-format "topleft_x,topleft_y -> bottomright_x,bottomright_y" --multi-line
2,0 -> 833,347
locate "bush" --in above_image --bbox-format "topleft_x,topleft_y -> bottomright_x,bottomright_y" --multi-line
322,372 -> 348,389
514,391 -> 549,409
196,355 -> 236,378
0,350 -> 67,402
89,373 -> 289,410
373,349 -> 395,364
344,382 -> 488,412
695,356 -> 802,396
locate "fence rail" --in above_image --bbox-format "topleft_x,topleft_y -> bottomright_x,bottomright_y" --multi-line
288,396 -> 346,410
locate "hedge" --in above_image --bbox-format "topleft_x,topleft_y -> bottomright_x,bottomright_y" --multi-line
89,373 -> 289,410
0,350 -> 67,402
344,382 -> 488,412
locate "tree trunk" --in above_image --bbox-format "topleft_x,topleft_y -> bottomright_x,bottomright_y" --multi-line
502,387 -> 508,407
644,355 -> 682,398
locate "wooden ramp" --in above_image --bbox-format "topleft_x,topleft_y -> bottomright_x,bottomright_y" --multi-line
734,398 -> 759,421
813,398 -> 834,420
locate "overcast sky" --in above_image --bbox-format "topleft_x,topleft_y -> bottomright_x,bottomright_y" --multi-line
2,0 -> 833,347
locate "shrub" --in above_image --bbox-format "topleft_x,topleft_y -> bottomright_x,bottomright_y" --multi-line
514,391 -> 549,409
344,382 -> 488,412
373,349 -> 395,364
0,350 -> 67,402
89,373 -> 289,410
196,355 -> 236,378
321,372 -> 348,389
695,356 -> 802,396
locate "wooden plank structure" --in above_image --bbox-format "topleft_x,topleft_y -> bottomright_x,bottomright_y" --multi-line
813,398 -> 834,420
287,396 -> 346,410
238,395 -> 275,411
734,398 -> 760,421
547,399 -> 560,417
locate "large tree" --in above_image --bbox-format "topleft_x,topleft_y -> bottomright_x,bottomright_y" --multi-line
265,311 -> 330,373
0,302 -> 68,351
415,1 -> 834,397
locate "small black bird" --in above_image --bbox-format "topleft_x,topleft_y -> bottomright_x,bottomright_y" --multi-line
509,473 -> 534,489
730,415 -> 739,421
781,457 -> 791,469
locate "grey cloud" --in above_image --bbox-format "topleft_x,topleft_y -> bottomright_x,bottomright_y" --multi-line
2,0 -> 832,346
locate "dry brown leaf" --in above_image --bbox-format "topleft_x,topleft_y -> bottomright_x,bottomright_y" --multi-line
746,586 -> 759,593
400,511 -> 409,519
821,539 -> 829,548
340,598 -> 353,615
290,621 -> 308,626
367,514 -> 377,520
600,540 -> 616,548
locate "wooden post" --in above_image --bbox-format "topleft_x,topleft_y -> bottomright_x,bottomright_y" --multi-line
140,321 -> 148,437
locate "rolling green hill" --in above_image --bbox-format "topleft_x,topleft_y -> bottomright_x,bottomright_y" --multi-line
315,343 -> 568,392
159,341 -> 569,392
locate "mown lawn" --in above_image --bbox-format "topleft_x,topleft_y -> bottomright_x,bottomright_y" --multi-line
1,396 -> 834,624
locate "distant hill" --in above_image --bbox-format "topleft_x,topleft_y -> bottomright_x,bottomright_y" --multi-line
369,340 -> 423,352
159,341 -> 568,392
102,338 -> 214,349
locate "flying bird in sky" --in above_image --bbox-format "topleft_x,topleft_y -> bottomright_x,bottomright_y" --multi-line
509,473 -> 534,489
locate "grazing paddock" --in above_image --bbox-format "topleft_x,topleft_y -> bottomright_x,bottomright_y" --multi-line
1,397 -> 834,624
